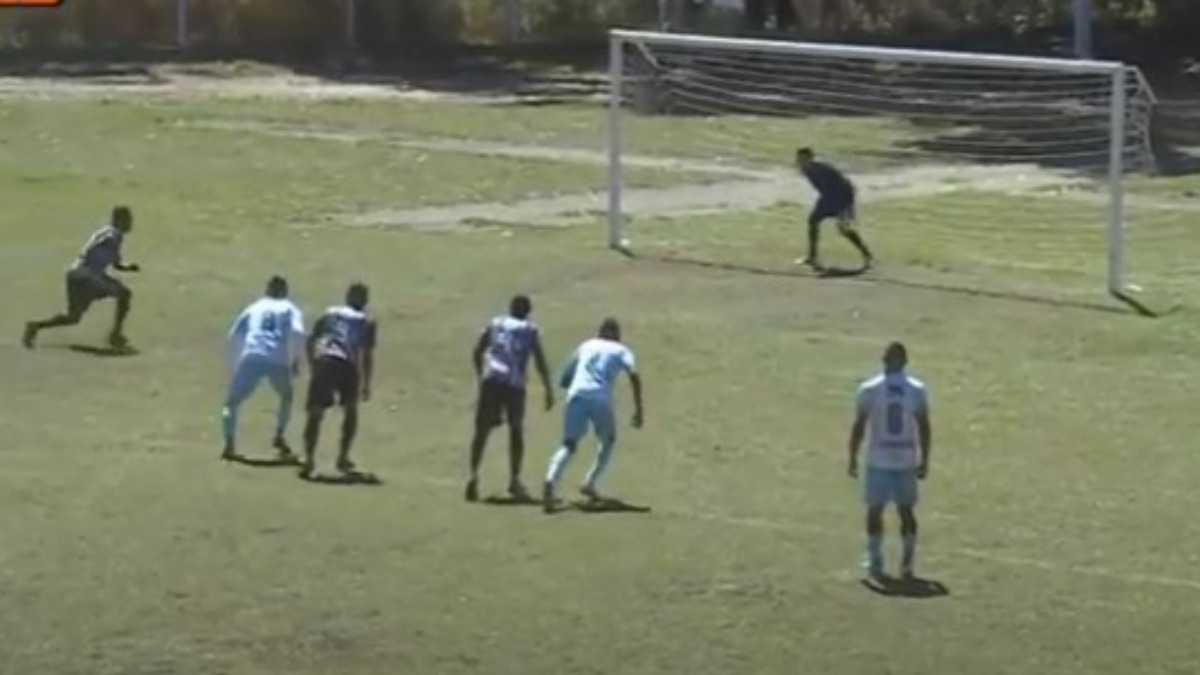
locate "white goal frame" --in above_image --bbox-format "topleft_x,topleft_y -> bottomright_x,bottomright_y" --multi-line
607,29 -> 1133,295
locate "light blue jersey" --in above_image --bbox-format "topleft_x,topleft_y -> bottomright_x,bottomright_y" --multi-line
560,338 -> 637,403
856,370 -> 928,507
226,297 -> 306,368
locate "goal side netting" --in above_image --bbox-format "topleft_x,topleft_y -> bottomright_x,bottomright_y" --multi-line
606,30 -> 1160,300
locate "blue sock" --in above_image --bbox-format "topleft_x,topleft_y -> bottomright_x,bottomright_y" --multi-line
221,405 -> 237,445
583,440 -> 615,490
867,534 -> 884,568
275,395 -> 293,438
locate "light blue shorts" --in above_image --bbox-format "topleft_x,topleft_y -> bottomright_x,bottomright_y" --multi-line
864,467 -> 919,507
226,358 -> 292,407
561,395 -> 616,444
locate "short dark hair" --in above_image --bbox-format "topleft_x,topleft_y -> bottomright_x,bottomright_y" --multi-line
598,317 -> 621,340
265,275 -> 289,299
796,147 -> 813,159
346,282 -> 370,311
111,205 -> 132,224
883,341 -> 908,370
510,295 -> 532,319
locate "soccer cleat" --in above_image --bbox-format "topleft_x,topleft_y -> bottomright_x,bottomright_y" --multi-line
465,479 -> 479,503
221,441 -> 237,461
542,481 -> 556,514
862,554 -> 885,582
508,480 -> 531,502
273,437 -> 299,465
336,457 -> 357,474
22,323 -> 37,349
108,332 -> 129,350
580,484 -> 602,502
298,462 -> 315,480
899,565 -> 915,581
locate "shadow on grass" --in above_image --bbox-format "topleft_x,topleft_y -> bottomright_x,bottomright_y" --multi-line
544,496 -> 652,515
65,343 -> 139,357
860,575 -> 951,599
483,494 -> 542,507
630,250 -> 1170,318
301,470 -> 384,487
224,454 -> 301,469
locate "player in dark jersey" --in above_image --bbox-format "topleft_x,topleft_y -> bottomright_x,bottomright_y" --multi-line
795,148 -> 874,271
465,295 -> 554,503
299,282 -> 378,480
23,206 -> 140,350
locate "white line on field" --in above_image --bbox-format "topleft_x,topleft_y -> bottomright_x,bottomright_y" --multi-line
407,472 -> 1200,592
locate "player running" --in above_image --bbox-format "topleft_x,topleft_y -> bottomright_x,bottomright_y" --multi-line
542,317 -> 643,513
23,206 -> 140,350
847,342 -> 932,581
466,295 -> 554,503
221,276 -> 306,463
794,147 -> 874,271
300,282 -> 377,480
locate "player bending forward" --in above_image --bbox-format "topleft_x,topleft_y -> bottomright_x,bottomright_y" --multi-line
795,147 -> 873,271
466,295 -> 554,503
221,276 -> 306,463
543,317 -> 643,513
300,283 -> 377,480
24,206 -> 140,350
847,342 -> 932,581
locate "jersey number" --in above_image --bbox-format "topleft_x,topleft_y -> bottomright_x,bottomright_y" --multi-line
885,402 -> 905,435
261,313 -> 283,337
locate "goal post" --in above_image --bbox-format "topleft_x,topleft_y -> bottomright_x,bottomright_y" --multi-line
606,29 -> 1156,299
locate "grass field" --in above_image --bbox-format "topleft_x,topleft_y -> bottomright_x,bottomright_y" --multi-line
3,76 -> 1200,675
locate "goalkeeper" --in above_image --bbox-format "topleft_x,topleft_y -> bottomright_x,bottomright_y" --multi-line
795,147 -> 874,271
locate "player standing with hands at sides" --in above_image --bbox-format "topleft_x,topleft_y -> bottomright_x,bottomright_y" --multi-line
300,283 -> 377,480
543,317 -> 643,513
221,276 -> 306,464
847,342 -> 931,581
466,295 -> 555,503
24,206 -> 140,350
795,148 -> 874,272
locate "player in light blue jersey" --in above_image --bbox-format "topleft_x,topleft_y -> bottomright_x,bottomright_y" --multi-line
543,317 -> 644,513
465,294 -> 554,503
847,342 -> 932,581
221,276 -> 306,463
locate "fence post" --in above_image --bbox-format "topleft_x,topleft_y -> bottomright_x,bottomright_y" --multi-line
345,0 -> 356,47
1073,0 -> 1093,58
176,0 -> 189,48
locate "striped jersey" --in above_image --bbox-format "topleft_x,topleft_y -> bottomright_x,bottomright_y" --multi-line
480,315 -> 540,388
71,225 -> 124,273
312,305 -> 377,362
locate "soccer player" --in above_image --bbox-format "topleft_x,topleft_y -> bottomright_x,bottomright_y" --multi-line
795,147 -> 874,271
23,206 -> 140,349
542,317 -> 643,513
847,342 -> 931,581
466,295 -> 554,503
221,276 -> 306,463
300,282 -> 377,480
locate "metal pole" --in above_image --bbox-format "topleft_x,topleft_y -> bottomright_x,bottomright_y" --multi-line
1073,0 -> 1093,58
345,0 -> 356,47
176,0 -> 188,48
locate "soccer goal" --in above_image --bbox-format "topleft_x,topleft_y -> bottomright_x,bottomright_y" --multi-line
606,29 -> 1157,298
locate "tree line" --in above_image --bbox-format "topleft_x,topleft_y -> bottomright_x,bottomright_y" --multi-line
0,0 -> 1196,61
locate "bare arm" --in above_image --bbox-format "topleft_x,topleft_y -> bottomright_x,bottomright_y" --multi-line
628,371 -> 644,427
847,411 -> 868,476
915,409 -> 932,476
360,320 -> 378,400
306,315 -> 326,366
531,334 -> 554,409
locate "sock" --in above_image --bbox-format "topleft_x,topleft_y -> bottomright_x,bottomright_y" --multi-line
545,446 -> 572,486
275,396 -> 292,439
867,534 -> 884,568
901,534 -> 916,568
221,405 -> 237,445
582,440 -> 615,491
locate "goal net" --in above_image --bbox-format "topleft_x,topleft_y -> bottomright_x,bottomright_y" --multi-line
607,30 -> 1162,303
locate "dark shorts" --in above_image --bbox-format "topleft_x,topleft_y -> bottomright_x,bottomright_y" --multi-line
66,268 -> 126,316
475,378 -> 527,429
810,194 -> 856,226
306,356 -> 360,411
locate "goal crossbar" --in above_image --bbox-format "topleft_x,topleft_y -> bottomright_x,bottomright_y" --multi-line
610,29 -> 1125,75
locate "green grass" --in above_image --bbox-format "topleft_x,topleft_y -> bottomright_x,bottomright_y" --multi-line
3,92 -> 1200,675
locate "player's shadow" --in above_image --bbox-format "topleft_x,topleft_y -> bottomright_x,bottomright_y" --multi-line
65,343 -> 139,357
300,470 -> 384,486
860,575 -> 951,599
628,250 -> 1170,318
547,496 -> 652,515
224,454 -> 301,469
482,494 -> 542,507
